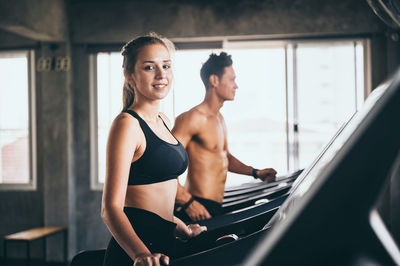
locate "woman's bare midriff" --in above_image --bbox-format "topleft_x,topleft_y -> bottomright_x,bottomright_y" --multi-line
124,179 -> 177,221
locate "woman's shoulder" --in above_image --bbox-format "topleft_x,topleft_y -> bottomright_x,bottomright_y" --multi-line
106,112 -> 145,157
115,111 -> 139,124
110,112 -> 142,135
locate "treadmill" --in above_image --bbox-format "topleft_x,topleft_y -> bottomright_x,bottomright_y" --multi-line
175,170 -> 301,219
171,68 -> 400,266
223,169 -> 302,196
221,170 -> 302,212
221,182 -> 292,213
174,171 -> 300,225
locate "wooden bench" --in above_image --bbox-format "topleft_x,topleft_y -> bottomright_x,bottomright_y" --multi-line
3,226 -> 67,265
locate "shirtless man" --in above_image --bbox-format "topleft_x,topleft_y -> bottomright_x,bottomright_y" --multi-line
172,52 -> 277,222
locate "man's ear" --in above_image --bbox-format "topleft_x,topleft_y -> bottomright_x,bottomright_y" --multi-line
209,74 -> 219,88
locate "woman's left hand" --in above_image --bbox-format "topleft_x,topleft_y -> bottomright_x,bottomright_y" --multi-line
187,224 -> 207,238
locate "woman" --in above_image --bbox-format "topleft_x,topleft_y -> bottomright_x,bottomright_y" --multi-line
102,33 -> 206,266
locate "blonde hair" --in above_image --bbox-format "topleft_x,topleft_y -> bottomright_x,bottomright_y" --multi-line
121,32 -> 175,111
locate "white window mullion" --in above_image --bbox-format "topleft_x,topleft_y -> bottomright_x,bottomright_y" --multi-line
284,45 -> 290,172
292,44 -> 300,171
28,50 -> 37,190
286,43 -> 299,171
89,54 -> 101,190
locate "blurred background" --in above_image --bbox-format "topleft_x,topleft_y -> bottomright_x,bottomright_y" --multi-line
0,0 -> 399,263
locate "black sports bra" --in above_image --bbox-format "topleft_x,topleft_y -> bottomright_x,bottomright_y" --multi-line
125,110 -> 188,185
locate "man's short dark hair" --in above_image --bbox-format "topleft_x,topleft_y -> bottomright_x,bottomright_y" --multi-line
200,52 -> 233,89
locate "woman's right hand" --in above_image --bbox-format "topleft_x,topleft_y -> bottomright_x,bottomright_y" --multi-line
133,253 -> 170,266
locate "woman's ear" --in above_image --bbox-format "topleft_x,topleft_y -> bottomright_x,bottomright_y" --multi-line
127,74 -> 136,89
209,74 -> 219,88
124,69 -> 136,89
129,80 -> 136,90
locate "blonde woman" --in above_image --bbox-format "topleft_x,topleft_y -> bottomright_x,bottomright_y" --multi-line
102,33 -> 206,266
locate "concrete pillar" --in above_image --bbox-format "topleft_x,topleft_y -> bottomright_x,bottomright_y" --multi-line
37,41 -> 73,261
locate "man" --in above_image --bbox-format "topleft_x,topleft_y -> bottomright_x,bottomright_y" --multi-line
172,52 -> 277,222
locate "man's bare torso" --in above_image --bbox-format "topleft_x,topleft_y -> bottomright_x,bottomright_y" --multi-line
184,106 -> 229,203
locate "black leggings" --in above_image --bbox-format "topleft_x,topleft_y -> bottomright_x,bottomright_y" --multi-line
193,196 -> 223,216
175,196 -> 223,223
103,207 -> 177,266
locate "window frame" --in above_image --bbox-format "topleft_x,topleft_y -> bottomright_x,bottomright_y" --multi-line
0,49 -> 37,191
89,53 -> 103,190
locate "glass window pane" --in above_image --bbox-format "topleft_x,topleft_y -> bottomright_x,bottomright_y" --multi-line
222,48 -> 287,186
173,50 -> 221,117
0,52 -> 30,184
355,42 -> 365,110
96,53 -> 124,183
296,42 -> 362,169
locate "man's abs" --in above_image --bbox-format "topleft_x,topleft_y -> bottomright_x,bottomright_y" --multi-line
185,144 -> 228,203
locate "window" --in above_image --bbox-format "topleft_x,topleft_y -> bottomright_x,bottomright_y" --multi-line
91,38 -> 368,189
0,50 -> 36,190
291,41 -> 366,169
91,53 -> 123,186
220,46 -> 287,186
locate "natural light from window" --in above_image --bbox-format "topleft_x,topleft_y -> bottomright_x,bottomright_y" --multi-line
296,42 -> 364,169
0,52 -> 30,184
94,40 -> 365,188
